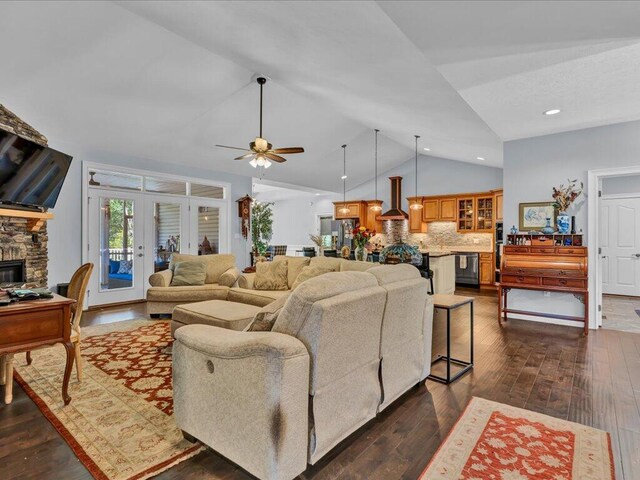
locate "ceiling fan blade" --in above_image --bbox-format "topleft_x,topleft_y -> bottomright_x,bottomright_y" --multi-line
271,147 -> 304,154
234,153 -> 255,161
216,144 -> 251,152
264,152 -> 287,163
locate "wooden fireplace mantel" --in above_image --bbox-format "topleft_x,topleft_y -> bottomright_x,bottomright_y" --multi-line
0,208 -> 54,232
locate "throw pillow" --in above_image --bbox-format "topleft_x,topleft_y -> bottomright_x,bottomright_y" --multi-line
291,265 -> 334,290
109,259 -> 120,274
246,294 -> 290,332
254,259 -> 289,291
117,260 -> 132,275
170,261 -> 207,286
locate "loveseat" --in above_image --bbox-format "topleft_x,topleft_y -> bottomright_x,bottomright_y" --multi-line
146,253 -> 240,316
172,264 -> 433,480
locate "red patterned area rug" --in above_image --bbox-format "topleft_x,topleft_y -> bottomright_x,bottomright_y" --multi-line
13,319 -> 203,480
420,397 -> 615,480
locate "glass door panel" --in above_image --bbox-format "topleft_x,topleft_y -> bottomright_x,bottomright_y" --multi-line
88,190 -> 144,306
190,199 -> 228,256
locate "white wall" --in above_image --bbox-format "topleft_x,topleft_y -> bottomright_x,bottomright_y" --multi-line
252,192 -> 338,248
503,119 -> 640,327
602,174 -> 640,195
346,153 -> 502,211
47,140 -> 252,288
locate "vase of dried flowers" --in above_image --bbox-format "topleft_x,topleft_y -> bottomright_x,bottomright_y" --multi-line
552,179 -> 583,234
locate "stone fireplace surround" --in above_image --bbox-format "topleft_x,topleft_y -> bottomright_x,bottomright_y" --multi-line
0,217 -> 48,287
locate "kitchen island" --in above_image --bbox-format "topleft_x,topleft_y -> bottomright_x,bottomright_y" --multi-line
421,251 -> 456,295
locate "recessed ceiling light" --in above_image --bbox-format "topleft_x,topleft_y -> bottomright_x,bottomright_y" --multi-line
315,193 -> 320,196
543,109 -> 561,116
423,147 -> 431,151
477,156 -> 485,161
341,175 -> 347,180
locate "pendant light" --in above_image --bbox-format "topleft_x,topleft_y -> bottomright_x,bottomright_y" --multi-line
338,144 -> 350,214
409,135 -> 423,210
370,129 -> 382,212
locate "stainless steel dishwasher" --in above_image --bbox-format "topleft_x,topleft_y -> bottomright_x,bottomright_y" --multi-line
455,252 -> 479,287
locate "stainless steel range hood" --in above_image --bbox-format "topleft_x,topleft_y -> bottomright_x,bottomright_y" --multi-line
377,176 -> 408,220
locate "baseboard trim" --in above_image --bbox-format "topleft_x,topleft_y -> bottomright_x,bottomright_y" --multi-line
87,299 -> 146,311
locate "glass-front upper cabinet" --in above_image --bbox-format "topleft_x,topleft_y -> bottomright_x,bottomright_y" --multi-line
457,197 -> 475,232
476,196 -> 494,231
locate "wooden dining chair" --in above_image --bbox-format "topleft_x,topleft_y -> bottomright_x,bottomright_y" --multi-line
26,263 -> 94,381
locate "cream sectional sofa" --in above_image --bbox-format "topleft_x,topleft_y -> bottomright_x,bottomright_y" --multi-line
172,264 -> 433,480
230,255 -> 376,306
146,253 -> 240,316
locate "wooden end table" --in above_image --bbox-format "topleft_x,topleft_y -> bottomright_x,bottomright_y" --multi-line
0,294 -> 76,405
427,294 -> 474,384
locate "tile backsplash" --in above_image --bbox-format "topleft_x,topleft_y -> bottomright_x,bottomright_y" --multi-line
372,221 -> 493,249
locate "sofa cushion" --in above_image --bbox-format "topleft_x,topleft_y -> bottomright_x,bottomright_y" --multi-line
170,261 -> 207,286
291,265 -> 334,290
146,284 -> 229,302
274,255 -> 311,288
173,300 -> 261,333
218,267 -> 241,287
246,293 -> 290,332
368,263 -> 420,285
254,259 -> 289,291
169,253 -> 236,284
309,256 -> 342,272
340,260 -> 376,272
228,287 -> 290,307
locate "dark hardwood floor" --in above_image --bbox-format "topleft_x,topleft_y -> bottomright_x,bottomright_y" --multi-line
2,291 -> 640,479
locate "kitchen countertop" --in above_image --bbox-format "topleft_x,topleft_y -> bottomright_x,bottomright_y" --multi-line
418,246 -> 494,255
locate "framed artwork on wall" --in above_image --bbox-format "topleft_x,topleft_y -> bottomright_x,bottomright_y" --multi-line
519,202 -> 556,231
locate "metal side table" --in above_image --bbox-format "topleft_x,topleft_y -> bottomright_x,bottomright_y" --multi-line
427,294 -> 474,384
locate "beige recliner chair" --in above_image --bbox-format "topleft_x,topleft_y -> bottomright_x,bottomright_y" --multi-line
172,265 -> 433,480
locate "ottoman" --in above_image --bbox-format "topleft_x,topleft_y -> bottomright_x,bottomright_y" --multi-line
171,300 -> 261,337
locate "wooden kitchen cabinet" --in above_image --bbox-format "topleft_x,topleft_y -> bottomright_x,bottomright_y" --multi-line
422,198 -> 438,222
333,201 -> 365,220
475,195 -> 494,231
365,200 -> 383,233
494,190 -> 503,221
479,252 -> 495,286
457,197 -> 475,232
439,198 -> 457,221
409,204 -> 427,233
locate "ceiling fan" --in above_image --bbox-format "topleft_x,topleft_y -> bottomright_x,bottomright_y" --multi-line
216,77 -> 304,168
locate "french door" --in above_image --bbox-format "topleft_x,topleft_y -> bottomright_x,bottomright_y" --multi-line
88,189 -> 145,305
600,197 -> 640,296
87,192 -> 227,306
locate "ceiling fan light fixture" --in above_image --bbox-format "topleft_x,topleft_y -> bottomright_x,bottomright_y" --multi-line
263,159 -> 272,169
249,158 -> 258,168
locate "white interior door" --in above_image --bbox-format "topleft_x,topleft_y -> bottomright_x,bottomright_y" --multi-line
600,197 -> 640,296
144,195 -> 190,297
88,189 -> 145,305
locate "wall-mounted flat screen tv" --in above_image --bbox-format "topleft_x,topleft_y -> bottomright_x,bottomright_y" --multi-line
0,127 -> 72,209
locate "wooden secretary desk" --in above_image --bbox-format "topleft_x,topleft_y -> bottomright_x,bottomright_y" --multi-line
498,239 -> 589,335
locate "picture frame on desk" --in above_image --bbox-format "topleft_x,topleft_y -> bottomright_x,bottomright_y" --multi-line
519,202 -> 556,231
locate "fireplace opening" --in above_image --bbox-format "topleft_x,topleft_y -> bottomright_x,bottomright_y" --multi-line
0,260 -> 26,285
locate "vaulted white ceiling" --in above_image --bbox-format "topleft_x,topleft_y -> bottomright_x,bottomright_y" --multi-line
1,1 -> 639,192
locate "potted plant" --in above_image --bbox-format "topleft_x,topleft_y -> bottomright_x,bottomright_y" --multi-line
352,224 -> 375,262
552,179 -> 583,234
251,201 -> 274,262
